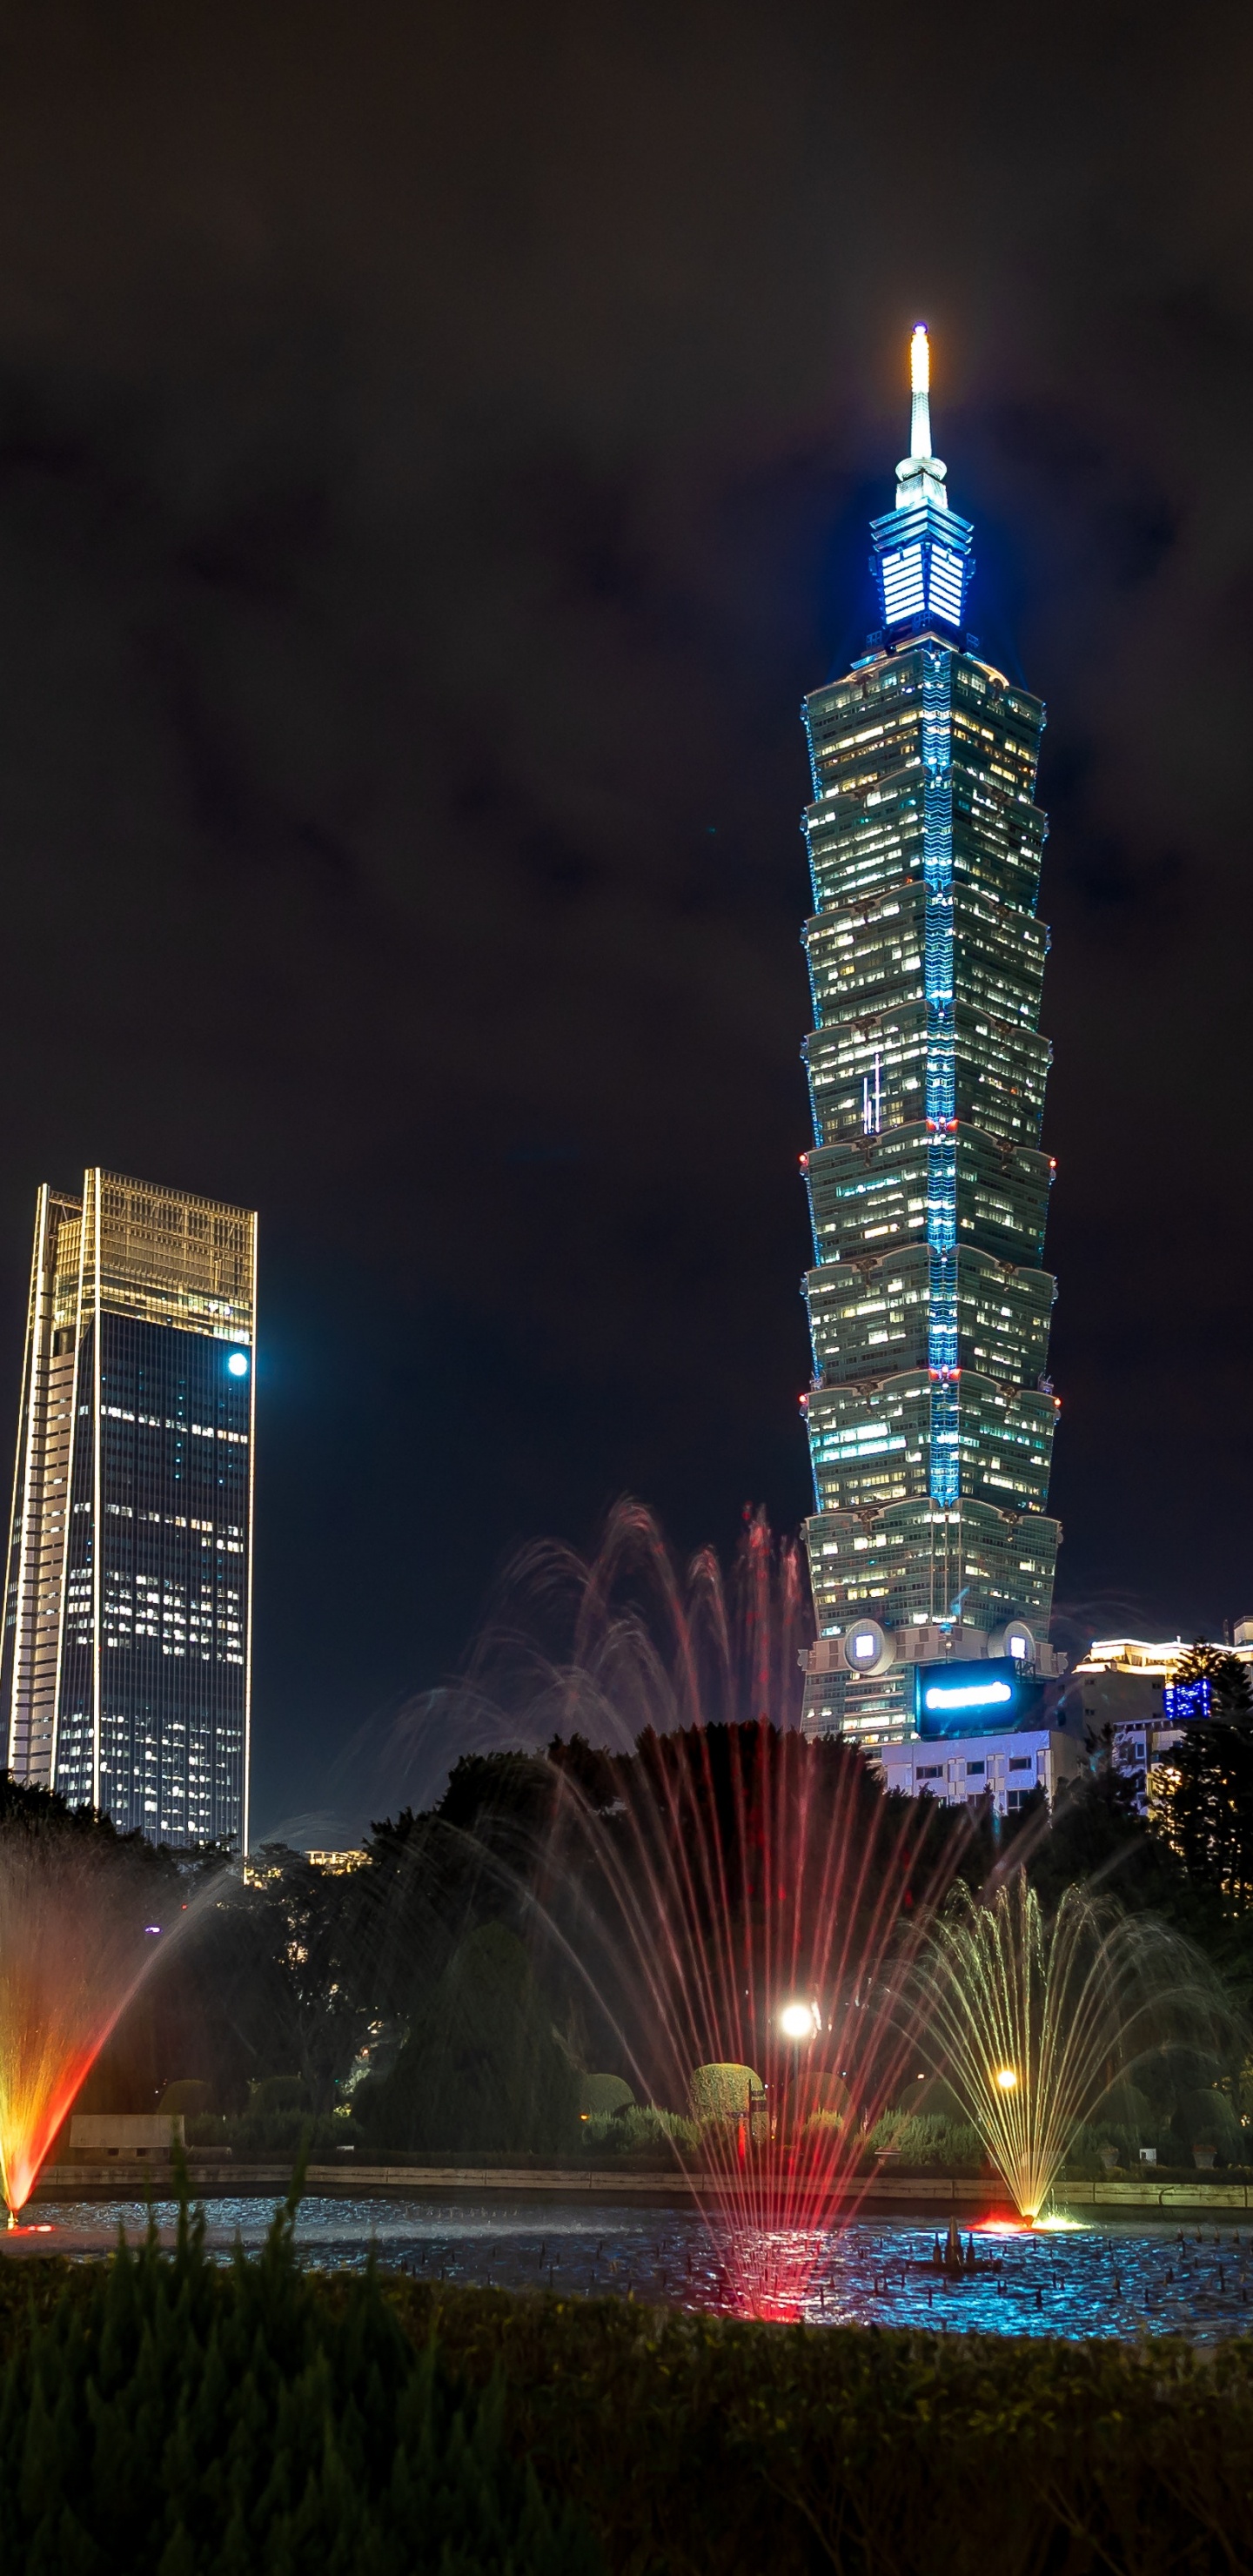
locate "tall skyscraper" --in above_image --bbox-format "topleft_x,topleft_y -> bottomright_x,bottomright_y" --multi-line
2,1170 -> 256,1847
798,326 -> 1065,1744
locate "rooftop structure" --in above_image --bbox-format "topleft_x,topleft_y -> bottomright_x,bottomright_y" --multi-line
1066,1639 -> 1186,1735
1,1171 -> 256,1848
797,326 -> 1063,1746
1064,1633 -> 1253,1814
1072,1633 -> 1253,1677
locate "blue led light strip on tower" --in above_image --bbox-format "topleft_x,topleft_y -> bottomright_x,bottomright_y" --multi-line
921,647 -> 958,1509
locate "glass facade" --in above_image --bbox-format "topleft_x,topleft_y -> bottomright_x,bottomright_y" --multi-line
1,1171 -> 256,1847
799,330 -> 1060,1744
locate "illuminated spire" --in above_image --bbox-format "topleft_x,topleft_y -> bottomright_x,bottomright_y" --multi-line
895,322 -> 948,512
871,324 -> 972,638
910,323 -> 932,457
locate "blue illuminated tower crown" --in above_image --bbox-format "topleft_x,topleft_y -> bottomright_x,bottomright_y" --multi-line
868,325 -> 974,639
796,325 -> 1062,1747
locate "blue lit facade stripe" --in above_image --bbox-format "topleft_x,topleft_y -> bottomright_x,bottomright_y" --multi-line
921,647 -> 959,1507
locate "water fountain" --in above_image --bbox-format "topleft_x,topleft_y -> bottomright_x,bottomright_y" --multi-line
0,1828 -> 202,2223
903,1875 -> 1221,2222
371,1506 -> 982,2315
368,1505 -> 1237,2317
542,1712 -> 961,2253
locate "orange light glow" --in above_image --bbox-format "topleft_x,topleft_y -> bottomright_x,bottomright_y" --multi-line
1,2047 -> 104,2217
0,1842 -> 208,2218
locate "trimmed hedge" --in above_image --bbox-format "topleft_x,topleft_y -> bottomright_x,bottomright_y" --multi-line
0,2188 -> 600,2575
382,2284 -> 1253,2574
4,2205 -> 1253,2572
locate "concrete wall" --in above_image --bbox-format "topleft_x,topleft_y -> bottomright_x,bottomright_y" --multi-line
69,2114 -> 185,2157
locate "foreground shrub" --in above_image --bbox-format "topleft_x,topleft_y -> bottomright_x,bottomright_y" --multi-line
864,2110 -> 983,2170
688,2063 -> 763,2123
0,2181 -> 600,2575
578,2075 -> 634,2117
796,2109 -> 845,2143
578,2105 -> 699,2155
187,2105 -> 352,2156
394,2279 -> 1253,2576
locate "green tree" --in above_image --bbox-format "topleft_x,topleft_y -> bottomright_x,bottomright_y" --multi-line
1025,1729 -> 1172,1913
182,1848 -> 374,2115
1173,1640 -> 1253,1720
355,1922 -> 580,2154
1164,1724 -> 1253,1909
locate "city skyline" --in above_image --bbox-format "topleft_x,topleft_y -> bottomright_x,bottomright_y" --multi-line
2,1171 -> 256,1848
0,11 -> 1243,1837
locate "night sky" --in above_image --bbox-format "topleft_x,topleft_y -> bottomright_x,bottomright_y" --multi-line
0,3 -> 1248,1841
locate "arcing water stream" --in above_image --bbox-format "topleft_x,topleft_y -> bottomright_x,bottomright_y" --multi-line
0,1831 -> 211,2221
903,1876 -> 1223,2221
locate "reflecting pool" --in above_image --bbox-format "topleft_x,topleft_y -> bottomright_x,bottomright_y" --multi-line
10,2195 -> 1253,2342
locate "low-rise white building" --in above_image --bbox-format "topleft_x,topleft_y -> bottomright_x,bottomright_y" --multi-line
873,1726 -> 1086,1817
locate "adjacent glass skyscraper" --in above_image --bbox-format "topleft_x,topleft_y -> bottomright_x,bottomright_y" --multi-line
2,1171 -> 256,1846
799,328 -> 1064,1742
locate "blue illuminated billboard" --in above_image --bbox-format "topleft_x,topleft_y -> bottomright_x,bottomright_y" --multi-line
915,1657 -> 1046,1739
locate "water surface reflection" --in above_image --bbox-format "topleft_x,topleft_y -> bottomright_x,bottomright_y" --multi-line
15,2195 -> 1253,2343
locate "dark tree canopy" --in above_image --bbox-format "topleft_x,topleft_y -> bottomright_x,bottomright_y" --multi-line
1166,1727 -> 1253,1912
354,1922 -> 580,2155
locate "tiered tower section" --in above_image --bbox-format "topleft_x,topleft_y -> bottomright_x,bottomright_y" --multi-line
800,327 -> 1062,1744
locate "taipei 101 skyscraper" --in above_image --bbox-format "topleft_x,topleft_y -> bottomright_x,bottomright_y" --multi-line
798,327 -> 1066,1744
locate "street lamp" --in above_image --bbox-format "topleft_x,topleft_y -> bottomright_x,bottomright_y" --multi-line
780,2001 -> 819,2042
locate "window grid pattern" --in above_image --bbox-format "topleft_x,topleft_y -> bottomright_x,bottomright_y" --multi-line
2,1170 -> 254,1848
57,1316 -> 249,1841
804,1244 -> 1055,1386
806,1498 -> 1059,1640
921,647 -> 959,1502
798,613 -> 1058,1659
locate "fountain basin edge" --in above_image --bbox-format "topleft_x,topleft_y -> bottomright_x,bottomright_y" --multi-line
18,2162 -> 1253,2219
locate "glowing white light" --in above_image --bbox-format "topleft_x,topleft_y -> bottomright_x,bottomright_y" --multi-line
780,2001 -> 818,2042
927,547 -> 965,621
227,1352 -> 249,1378
881,544 -> 925,620
910,325 -> 929,394
922,1679 -> 1013,1712
994,2066 -> 1018,2092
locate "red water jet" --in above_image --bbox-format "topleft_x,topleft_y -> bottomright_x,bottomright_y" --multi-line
514,1509 -> 976,2316
0,1833 -> 210,2220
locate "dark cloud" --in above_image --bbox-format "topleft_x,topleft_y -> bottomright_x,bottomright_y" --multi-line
0,0 -> 1248,1831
